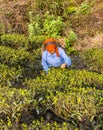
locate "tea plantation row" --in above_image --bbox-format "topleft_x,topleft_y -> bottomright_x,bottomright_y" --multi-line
0,34 -> 103,130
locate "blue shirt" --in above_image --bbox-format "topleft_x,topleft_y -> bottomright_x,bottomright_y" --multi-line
42,47 -> 72,72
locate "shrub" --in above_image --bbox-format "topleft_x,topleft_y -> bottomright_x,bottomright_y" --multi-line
0,46 -> 31,67
0,86 -> 37,129
45,87 -> 96,122
1,69 -> 103,129
25,69 -> 103,93
28,12 -> 64,41
81,49 -> 103,73
0,33 -> 28,49
28,13 -> 43,41
0,45 -> 42,78
43,14 -> 64,38
24,69 -> 103,117
64,30 -> 78,54
0,64 -> 22,87
75,1 -> 92,16
23,69 -> 103,129
24,119 -> 76,130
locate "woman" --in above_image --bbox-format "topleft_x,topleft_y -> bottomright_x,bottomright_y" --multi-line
42,38 -> 72,73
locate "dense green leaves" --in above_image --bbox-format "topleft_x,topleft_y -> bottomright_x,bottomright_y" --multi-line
0,0 -> 103,129
0,86 -> 37,129
0,64 -> 22,86
81,49 -> 103,73
0,46 -> 31,66
1,33 -> 28,49
0,37 -> 103,129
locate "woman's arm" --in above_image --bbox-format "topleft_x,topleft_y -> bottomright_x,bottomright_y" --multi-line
42,53 -> 49,73
59,48 -> 72,67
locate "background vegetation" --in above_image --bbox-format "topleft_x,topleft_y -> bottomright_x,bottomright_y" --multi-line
0,0 -> 103,129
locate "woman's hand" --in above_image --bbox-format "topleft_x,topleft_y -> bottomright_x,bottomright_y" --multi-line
60,63 -> 67,69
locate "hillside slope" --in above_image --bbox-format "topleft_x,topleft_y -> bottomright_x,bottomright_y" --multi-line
0,0 -> 103,47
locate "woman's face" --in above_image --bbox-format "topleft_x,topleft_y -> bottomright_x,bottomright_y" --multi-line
46,44 -> 56,54
48,50 -> 55,54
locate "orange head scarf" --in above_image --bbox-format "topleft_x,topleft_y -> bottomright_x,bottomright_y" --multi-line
43,38 -> 59,57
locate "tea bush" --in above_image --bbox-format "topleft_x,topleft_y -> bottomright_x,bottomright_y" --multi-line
45,88 -> 96,121
24,69 -> 103,115
24,69 -> 103,94
0,0 -> 102,129
22,48 -> 42,78
23,69 -> 103,129
0,64 -> 22,87
21,119 -> 77,130
81,49 -> 103,73
0,46 -> 31,67
0,86 -> 37,129
0,69 -> 103,129
28,13 -> 43,42
0,46 -> 42,78
43,14 -> 64,38
44,88 -> 103,129
65,69 -> 103,89
0,45 -> 42,78
0,33 -> 28,49
28,12 -> 64,42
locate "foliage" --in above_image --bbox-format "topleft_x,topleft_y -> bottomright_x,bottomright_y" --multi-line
0,66 -> 103,129
34,0 -> 93,17
28,12 -> 43,41
28,12 -> 64,42
66,6 -> 77,15
0,0 -> 103,129
0,86 -> 37,129
81,49 -> 103,73
21,119 -> 76,130
24,69 -> 103,96
43,13 -> 64,38
0,64 -> 22,87
75,0 -> 93,16
46,87 -> 96,122
23,69 -> 103,128
65,30 -> 77,49
0,33 -> 28,49
0,46 -> 31,67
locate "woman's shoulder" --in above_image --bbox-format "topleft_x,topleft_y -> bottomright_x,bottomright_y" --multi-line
58,47 -> 64,52
42,50 -> 48,56
42,50 -> 46,54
